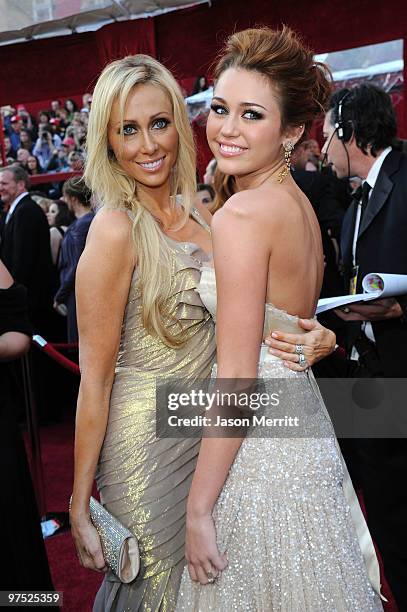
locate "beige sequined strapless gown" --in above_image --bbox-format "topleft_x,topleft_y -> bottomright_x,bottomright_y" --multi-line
93,210 -> 215,611
176,266 -> 383,612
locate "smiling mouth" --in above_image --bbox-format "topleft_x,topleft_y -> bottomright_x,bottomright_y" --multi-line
219,143 -> 246,156
137,157 -> 165,171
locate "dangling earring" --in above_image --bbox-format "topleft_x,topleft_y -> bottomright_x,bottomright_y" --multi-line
277,141 -> 294,183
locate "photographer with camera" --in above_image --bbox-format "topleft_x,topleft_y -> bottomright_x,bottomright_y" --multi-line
32,128 -> 60,172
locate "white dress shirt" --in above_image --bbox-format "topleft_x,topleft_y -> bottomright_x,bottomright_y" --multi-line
352,147 -> 392,344
5,191 -> 28,224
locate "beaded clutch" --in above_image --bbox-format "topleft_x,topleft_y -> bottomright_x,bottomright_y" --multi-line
89,496 -> 140,583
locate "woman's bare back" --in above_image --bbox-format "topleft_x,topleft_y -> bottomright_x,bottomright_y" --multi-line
253,179 -> 323,319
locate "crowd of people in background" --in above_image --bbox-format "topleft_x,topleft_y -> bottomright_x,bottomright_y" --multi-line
0,94 -> 96,344
1,94 -> 91,191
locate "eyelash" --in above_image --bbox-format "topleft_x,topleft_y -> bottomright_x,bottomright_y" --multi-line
152,117 -> 170,130
120,117 -> 170,136
210,104 -> 263,121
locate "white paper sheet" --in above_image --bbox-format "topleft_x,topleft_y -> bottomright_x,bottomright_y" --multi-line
316,273 -> 407,314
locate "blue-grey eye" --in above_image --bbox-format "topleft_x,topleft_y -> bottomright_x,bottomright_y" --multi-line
122,125 -> 136,136
210,104 -> 227,115
152,118 -> 169,129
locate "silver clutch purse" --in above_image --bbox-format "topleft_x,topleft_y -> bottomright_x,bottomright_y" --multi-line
89,496 -> 140,583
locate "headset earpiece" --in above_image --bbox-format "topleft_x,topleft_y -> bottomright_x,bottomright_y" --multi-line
335,90 -> 351,141
335,122 -> 344,139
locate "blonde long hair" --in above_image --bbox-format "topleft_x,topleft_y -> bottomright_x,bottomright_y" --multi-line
84,55 -> 197,346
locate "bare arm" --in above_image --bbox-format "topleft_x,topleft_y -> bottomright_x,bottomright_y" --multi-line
0,332 -> 30,361
49,227 -> 62,266
0,260 -> 31,361
70,209 -> 135,571
186,195 -> 269,583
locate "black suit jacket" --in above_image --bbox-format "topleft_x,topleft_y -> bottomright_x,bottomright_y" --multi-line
292,168 -> 350,239
341,149 -> 407,376
292,169 -> 347,297
0,194 -> 56,330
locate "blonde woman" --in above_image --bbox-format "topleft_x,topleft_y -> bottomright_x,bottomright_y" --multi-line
69,55 -> 336,611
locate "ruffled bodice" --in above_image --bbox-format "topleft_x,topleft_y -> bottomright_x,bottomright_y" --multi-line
115,239 -> 214,375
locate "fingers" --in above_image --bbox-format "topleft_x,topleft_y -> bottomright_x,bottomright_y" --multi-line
282,360 -> 308,372
203,562 -> 218,578
210,551 -> 228,572
188,563 -> 198,582
334,308 -> 367,321
195,566 -> 210,585
187,553 -> 228,585
268,331 -> 304,346
298,318 -> 318,331
347,304 -> 382,315
267,347 -> 299,363
265,338 -> 296,354
266,337 -> 314,365
76,544 -> 107,573
92,547 -> 108,572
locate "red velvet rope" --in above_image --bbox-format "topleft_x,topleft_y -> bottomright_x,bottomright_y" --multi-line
29,171 -> 82,185
50,342 -> 78,350
32,335 -> 80,376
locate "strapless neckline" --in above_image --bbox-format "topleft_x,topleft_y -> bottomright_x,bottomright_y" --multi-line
198,264 -> 307,326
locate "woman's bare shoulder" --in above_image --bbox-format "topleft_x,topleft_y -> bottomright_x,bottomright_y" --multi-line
88,206 -> 133,245
216,185 -> 297,224
214,190 -> 258,220
50,226 -> 62,237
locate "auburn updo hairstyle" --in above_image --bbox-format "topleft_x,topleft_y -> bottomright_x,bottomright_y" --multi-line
211,26 -> 332,211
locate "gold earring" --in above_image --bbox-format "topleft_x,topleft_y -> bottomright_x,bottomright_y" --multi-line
277,141 -> 294,183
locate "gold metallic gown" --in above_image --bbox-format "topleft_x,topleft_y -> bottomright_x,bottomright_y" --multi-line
93,210 -> 215,611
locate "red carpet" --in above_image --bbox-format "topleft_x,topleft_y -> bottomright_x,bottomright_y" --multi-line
38,416 -> 398,611
40,419 -> 102,611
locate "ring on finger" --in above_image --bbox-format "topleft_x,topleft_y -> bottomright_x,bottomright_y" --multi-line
298,353 -> 308,367
207,571 -> 217,583
295,344 -> 304,355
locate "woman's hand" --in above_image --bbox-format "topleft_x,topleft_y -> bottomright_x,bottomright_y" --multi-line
185,513 -> 227,585
70,514 -> 108,573
265,318 -> 336,371
334,298 -> 403,322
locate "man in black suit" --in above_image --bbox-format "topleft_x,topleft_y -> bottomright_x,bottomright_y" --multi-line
0,165 -> 55,334
321,84 -> 407,608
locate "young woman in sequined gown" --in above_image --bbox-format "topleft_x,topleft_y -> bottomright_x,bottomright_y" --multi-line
69,54 -> 339,612
176,28 -> 383,612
